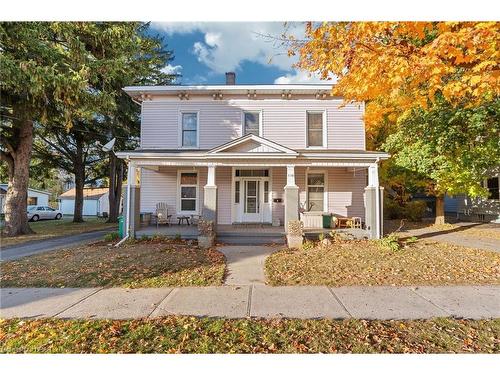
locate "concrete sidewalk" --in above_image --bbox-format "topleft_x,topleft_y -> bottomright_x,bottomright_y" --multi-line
1,285 -> 499,320
0,229 -> 113,261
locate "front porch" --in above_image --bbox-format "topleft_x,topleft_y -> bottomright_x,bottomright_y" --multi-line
119,134 -> 389,243
136,223 -> 369,242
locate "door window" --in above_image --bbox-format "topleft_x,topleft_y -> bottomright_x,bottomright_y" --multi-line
244,180 -> 259,214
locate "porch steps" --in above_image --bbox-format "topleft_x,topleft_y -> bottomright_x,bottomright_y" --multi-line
216,230 -> 285,245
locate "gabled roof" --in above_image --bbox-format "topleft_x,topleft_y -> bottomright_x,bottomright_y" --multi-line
59,187 -> 108,200
207,134 -> 298,156
0,184 -> 50,196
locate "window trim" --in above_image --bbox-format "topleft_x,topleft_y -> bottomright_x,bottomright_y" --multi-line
305,169 -> 328,212
241,110 -> 263,137
484,176 -> 500,201
178,110 -> 200,149
305,110 -> 327,149
177,169 -> 199,214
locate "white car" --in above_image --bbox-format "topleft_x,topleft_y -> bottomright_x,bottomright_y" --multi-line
27,205 -> 63,222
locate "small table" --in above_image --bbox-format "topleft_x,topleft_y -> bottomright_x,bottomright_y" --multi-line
177,215 -> 191,225
337,217 -> 352,228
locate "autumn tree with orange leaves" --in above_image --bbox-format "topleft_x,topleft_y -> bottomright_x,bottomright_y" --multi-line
288,22 -> 499,224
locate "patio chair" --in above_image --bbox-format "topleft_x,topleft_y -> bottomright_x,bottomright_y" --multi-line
155,202 -> 172,229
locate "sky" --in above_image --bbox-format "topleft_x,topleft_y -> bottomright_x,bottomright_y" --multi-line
148,22 -> 327,85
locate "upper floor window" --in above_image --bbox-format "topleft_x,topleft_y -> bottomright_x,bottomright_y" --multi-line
181,112 -> 198,147
484,177 -> 499,200
307,111 -> 325,147
243,111 -> 261,136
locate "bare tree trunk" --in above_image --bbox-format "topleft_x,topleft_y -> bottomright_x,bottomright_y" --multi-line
2,118 -> 34,236
435,195 -> 445,225
107,152 -> 123,223
72,138 -> 85,223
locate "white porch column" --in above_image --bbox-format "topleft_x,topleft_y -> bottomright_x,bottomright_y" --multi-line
125,160 -> 140,238
203,164 -> 217,222
365,162 -> 383,239
284,164 -> 299,233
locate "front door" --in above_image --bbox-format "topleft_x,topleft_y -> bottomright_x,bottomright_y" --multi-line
242,179 -> 261,222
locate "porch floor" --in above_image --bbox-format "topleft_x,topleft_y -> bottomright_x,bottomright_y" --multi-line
136,224 -> 368,241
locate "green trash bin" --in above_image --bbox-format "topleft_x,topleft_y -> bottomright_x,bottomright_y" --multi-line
322,213 -> 332,229
118,216 -> 124,238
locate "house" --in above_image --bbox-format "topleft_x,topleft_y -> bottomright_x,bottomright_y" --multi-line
116,72 -> 389,240
58,187 -> 109,217
445,170 -> 500,223
0,184 -> 51,214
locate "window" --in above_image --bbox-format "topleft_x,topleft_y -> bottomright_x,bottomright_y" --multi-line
27,197 -> 38,205
179,172 -> 198,212
485,177 -> 499,200
181,112 -> 198,147
45,206 -> 55,211
235,169 -> 269,177
307,112 -> 324,147
307,173 -> 325,212
264,181 -> 269,203
235,181 -> 240,203
243,111 -> 261,136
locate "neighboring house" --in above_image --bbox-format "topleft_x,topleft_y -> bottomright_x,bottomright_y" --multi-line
116,72 -> 389,238
445,171 -> 500,223
0,184 -> 51,214
58,188 -> 109,216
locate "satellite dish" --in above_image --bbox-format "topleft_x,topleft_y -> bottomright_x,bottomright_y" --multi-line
102,138 -> 116,152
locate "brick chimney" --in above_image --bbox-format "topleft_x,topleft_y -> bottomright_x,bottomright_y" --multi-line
225,72 -> 236,85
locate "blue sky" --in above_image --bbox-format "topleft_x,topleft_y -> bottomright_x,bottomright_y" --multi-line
148,22 -> 325,85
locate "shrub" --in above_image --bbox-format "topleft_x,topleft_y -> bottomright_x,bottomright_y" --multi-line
384,199 -> 404,220
403,201 -> 427,222
377,233 -> 402,251
384,199 -> 427,222
104,232 -> 119,242
302,240 -> 315,251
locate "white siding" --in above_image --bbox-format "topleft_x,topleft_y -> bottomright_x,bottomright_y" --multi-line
59,199 -> 99,216
140,166 -> 367,224
140,97 -> 365,151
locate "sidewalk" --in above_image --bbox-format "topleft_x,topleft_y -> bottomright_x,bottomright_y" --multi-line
1,285 -> 499,320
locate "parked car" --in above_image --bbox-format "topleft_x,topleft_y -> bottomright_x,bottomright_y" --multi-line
27,205 -> 63,221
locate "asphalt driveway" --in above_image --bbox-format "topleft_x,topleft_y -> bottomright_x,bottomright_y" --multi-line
0,229 -> 113,261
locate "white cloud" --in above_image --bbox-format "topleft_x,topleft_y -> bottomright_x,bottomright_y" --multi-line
274,70 -> 337,84
161,64 -> 183,75
151,22 -> 303,73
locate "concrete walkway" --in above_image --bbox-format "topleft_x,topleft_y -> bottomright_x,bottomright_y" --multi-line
1,285 -> 499,320
401,222 -> 500,253
0,229 -> 113,261
218,245 -> 276,285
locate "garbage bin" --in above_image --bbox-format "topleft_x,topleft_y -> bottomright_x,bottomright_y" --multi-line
118,216 -> 124,238
322,213 -> 332,229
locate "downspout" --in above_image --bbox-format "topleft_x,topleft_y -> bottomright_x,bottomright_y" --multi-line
375,157 -> 381,239
115,156 -> 131,247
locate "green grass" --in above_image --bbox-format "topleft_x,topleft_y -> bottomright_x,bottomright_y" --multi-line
0,317 -> 498,353
0,217 -> 117,247
0,238 -> 226,288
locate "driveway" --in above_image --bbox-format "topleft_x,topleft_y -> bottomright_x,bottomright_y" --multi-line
0,229 -> 113,261
399,222 -> 500,253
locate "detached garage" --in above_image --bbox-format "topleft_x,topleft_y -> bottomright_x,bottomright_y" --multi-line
0,184 -> 51,213
58,188 -> 109,217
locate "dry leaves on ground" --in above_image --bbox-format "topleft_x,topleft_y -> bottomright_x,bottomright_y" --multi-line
265,239 -> 500,286
0,238 -> 225,288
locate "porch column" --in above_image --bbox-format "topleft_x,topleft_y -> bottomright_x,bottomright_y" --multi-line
284,164 -> 299,233
124,160 -> 140,239
203,165 -> 217,222
365,163 -> 383,239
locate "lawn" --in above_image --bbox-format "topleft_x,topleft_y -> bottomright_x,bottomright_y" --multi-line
0,217 -> 117,247
0,317 -> 498,353
0,238 -> 226,288
265,239 -> 500,286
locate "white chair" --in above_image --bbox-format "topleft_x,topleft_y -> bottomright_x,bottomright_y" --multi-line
155,202 -> 172,229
